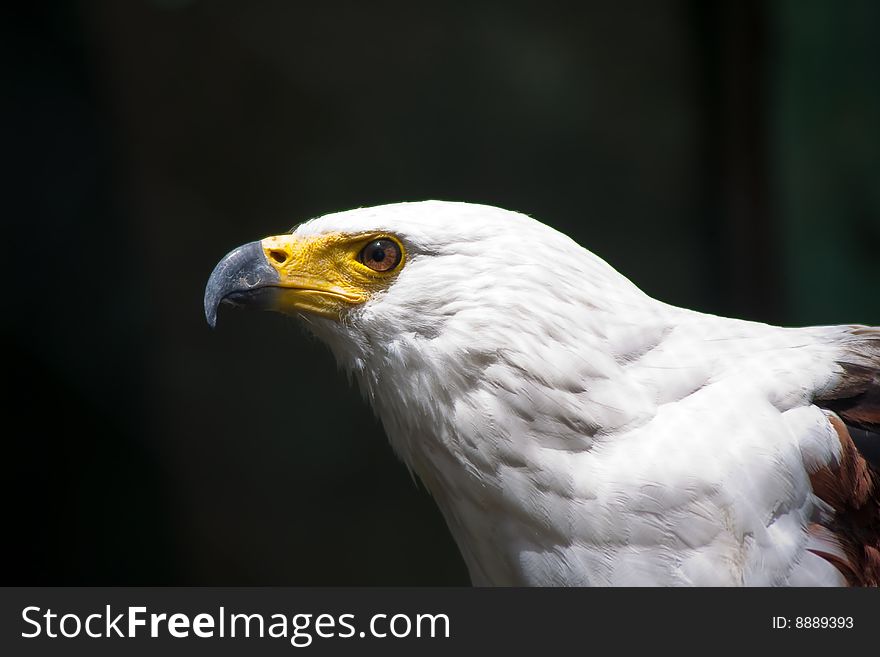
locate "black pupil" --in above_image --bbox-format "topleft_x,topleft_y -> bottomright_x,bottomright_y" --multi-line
370,245 -> 387,262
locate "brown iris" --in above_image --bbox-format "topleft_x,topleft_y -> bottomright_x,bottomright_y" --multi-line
359,239 -> 402,272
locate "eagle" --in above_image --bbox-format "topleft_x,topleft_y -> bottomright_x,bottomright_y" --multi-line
204,201 -> 879,586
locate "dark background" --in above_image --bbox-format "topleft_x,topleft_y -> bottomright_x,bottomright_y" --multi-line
6,1 -> 879,585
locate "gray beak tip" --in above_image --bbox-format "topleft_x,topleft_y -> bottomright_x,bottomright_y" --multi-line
205,305 -> 218,329
203,240 -> 280,329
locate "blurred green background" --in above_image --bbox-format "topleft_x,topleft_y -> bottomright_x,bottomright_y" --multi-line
6,0 -> 879,584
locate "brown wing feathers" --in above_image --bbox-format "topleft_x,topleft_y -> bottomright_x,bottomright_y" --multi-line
810,326 -> 880,586
815,326 -> 880,433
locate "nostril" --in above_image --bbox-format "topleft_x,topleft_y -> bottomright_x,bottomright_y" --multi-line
268,249 -> 288,264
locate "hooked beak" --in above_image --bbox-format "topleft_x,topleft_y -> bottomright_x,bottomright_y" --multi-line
203,241 -> 281,328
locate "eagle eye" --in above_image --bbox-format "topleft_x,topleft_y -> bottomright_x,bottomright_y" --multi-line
358,239 -> 402,272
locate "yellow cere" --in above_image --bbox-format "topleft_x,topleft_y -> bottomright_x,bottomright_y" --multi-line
259,232 -> 406,320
